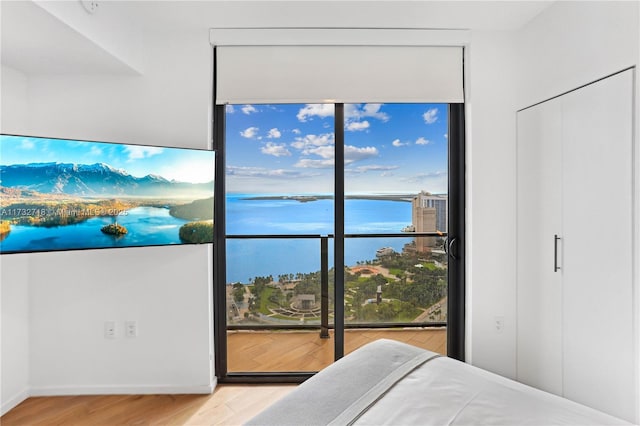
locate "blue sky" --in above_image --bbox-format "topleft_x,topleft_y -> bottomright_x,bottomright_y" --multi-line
226,103 -> 448,194
0,135 -> 215,184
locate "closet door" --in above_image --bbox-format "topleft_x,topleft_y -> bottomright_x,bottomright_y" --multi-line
516,98 -> 563,395
561,69 -> 634,420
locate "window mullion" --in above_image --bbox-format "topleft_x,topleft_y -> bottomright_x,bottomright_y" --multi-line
334,103 -> 345,360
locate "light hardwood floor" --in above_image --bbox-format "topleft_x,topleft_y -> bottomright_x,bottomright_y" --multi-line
1,385 -> 296,426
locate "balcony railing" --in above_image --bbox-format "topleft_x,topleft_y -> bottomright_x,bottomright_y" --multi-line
226,233 -> 448,336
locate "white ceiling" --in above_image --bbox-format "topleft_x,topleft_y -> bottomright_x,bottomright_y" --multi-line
0,0 -> 553,76
0,1 -> 141,75
117,1 -> 553,32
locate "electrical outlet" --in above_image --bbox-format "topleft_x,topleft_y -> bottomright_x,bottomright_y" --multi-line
104,321 -> 116,339
125,320 -> 138,338
494,316 -> 504,334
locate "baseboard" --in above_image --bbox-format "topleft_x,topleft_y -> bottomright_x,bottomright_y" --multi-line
1,387 -> 29,416
3,380 -> 217,413
29,382 -> 216,397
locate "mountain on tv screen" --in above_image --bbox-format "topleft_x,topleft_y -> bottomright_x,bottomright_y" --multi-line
0,134 -> 214,254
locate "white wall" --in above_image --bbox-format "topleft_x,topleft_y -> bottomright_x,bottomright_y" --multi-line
464,31 -> 519,378
33,0 -> 144,74
516,1 -> 639,109
28,246 -> 212,396
0,255 -> 30,415
0,64 -> 31,416
1,65 -> 29,134
27,30 -> 211,148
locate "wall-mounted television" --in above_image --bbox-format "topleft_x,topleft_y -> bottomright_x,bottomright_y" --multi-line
0,134 -> 214,254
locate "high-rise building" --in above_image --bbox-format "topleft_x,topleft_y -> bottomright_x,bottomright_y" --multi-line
413,191 -> 448,232
411,192 -> 448,252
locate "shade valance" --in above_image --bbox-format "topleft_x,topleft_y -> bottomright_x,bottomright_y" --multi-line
214,40 -> 464,104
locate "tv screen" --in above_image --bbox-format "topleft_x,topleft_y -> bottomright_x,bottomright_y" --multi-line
0,134 -> 214,254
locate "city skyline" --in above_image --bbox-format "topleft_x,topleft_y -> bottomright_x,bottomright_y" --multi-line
226,103 -> 448,194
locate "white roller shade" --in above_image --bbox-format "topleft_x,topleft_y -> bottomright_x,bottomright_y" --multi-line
215,45 -> 464,104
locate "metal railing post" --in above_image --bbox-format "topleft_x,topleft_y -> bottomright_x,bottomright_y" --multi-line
320,236 -> 330,339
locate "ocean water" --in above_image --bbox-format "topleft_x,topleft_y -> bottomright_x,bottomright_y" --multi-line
226,194 -> 414,283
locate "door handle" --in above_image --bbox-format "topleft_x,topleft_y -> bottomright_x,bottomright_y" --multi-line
448,237 -> 458,260
554,234 -> 561,272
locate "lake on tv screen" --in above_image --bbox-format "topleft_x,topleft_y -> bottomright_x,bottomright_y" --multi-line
0,135 -> 215,254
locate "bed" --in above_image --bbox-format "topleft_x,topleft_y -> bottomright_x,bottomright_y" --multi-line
246,339 -> 630,425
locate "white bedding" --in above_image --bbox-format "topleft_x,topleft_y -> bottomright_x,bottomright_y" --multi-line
247,339 -> 630,425
355,355 -> 627,425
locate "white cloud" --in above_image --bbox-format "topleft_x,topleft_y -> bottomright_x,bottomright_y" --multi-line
242,105 -> 258,115
267,128 -> 282,139
226,105 -> 235,114
89,146 -> 103,156
347,165 -> 399,174
261,142 -> 291,157
240,127 -> 259,139
300,145 -> 377,162
290,133 -> 334,152
415,137 -> 430,145
345,104 -> 390,122
392,139 -> 409,147
288,129 -> 376,168
295,158 -> 335,169
265,105 -> 284,112
124,145 -> 164,160
296,103 -> 390,124
292,129 -> 301,135
304,145 -> 334,159
227,165 -> 304,179
363,103 -> 390,121
297,104 -> 335,122
444,133 -> 448,139
402,171 -> 447,183
344,145 -> 378,163
343,104 -> 360,119
292,141 -> 377,167
346,120 -> 370,132
423,108 -> 438,124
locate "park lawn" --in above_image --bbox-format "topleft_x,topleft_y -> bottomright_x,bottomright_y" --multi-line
396,308 -> 421,322
389,299 -> 422,321
423,262 -> 438,271
389,268 -> 405,277
257,287 -> 277,315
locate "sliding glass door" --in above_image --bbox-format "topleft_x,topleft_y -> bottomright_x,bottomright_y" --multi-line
214,103 -> 464,381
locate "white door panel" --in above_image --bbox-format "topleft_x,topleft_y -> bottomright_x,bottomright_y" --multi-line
516,98 -> 563,396
561,69 -> 635,421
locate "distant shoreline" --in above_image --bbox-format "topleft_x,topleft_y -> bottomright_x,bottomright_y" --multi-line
241,194 -> 418,203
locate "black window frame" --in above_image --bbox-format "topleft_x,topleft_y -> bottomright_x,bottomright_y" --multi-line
212,49 -> 465,382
